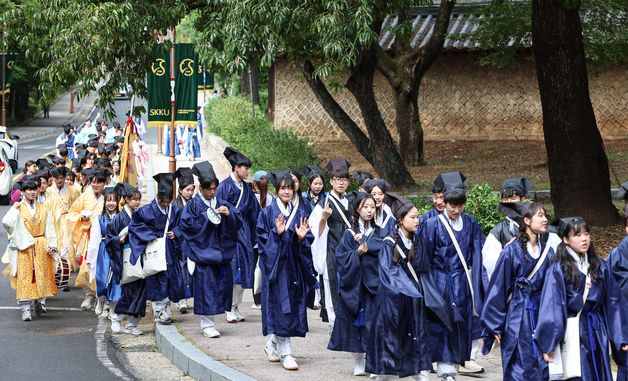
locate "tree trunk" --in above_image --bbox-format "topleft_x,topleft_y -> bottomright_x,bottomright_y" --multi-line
394,90 -> 425,165
531,0 -> 619,225
301,58 -> 415,189
239,63 -> 259,104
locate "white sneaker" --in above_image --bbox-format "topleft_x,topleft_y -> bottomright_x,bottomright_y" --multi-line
442,376 -> 456,381
111,320 -> 121,333
234,306 -> 245,322
250,304 -> 261,310
226,309 -> 237,323
94,299 -> 103,316
22,309 -> 32,321
81,294 -> 95,311
459,360 -> 484,374
353,356 -> 367,376
282,355 -> 298,371
124,326 -> 144,336
264,343 -> 280,362
202,327 -> 221,338
156,311 -> 172,325
99,301 -> 110,318
177,300 -> 188,314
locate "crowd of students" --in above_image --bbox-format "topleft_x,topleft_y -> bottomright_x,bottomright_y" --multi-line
2,132 -> 628,381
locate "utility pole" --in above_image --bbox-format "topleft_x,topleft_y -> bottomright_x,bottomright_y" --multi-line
169,27 -> 176,175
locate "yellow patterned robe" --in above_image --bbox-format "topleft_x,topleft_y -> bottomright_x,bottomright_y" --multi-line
46,184 -> 81,270
66,187 -> 103,291
15,202 -> 58,301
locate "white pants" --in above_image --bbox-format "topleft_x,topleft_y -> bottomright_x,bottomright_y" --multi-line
374,372 -> 428,381
268,334 -> 292,357
200,315 -> 215,330
436,362 -> 458,377
110,303 -> 141,328
322,275 -> 336,329
470,339 -> 479,361
232,284 -> 244,308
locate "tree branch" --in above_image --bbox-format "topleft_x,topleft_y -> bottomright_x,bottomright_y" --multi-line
414,0 -> 456,84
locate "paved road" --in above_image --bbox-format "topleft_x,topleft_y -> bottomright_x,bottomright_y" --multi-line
0,98 -> 149,381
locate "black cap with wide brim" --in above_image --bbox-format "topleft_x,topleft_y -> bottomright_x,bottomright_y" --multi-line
192,161 -> 217,185
268,170 -> 292,188
352,171 -> 374,186
497,201 -> 531,225
50,166 -> 68,177
301,165 -> 323,180
325,158 -> 350,174
96,158 -> 112,168
501,177 -> 533,196
115,182 -> 138,198
555,216 -> 586,238
223,147 -> 252,168
433,171 -> 467,193
175,167 -> 195,189
35,158 -> 54,171
80,167 -> 96,179
57,144 -> 68,154
153,173 -> 175,198
384,192 -> 415,220
363,178 -> 391,194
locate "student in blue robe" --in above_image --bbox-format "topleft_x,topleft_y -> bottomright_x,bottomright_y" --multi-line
366,194 -> 432,381
128,173 -> 184,325
363,179 -> 395,236
301,165 -> 328,213
163,125 -> 181,157
185,107 -> 202,160
537,217 -> 628,381
289,168 -> 311,215
608,204 -> 628,381
420,172 -> 485,380
329,192 -> 384,376
179,161 -> 241,338
92,187 -> 120,318
107,183 -> 143,334
216,147 -> 260,323
309,158 -> 354,328
174,167 -> 196,314
419,172 -> 458,228
257,171 -> 316,371
480,202 -> 554,381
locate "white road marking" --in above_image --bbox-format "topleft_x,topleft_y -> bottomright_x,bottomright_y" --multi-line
0,306 -> 83,311
95,317 -> 132,380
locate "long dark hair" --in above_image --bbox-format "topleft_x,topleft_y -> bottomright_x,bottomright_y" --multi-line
393,208 -> 415,263
255,176 -> 270,208
552,218 -> 601,286
518,202 -> 546,253
352,193 -> 377,233
102,190 -> 120,216
307,174 -> 326,199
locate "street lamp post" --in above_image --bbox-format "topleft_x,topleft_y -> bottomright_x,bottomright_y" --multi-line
169,28 -> 176,176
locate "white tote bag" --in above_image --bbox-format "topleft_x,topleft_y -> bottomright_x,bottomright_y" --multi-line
142,205 -> 170,277
548,275 -> 591,380
121,245 -> 144,285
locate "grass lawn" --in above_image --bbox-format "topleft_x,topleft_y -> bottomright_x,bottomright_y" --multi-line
312,138 -> 628,253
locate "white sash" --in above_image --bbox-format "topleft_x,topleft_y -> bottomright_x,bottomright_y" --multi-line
384,236 -> 419,283
506,240 -> 552,303
326,194 -> 351,229
438,214 -> 478,317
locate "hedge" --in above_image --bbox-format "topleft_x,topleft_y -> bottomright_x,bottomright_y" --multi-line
205,97 -> 318,173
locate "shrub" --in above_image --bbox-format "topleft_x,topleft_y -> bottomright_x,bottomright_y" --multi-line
205,97 -> 319,174
464,184 -> 503,235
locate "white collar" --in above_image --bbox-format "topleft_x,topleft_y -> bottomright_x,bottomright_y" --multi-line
567,246 -> 589,275
230,173 -> 243,188
447,214 -> 464,231
398,228 -> 413,250
526,241 -> 541,259
202,196 -> 216,208
123,205 -> 133,217
276,197 -> 292,217
330,191 -> 348,209
359,219 -> 373,236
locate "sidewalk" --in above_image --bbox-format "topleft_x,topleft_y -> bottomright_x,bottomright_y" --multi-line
145,135 -> 504,381
6,90 -> 97,143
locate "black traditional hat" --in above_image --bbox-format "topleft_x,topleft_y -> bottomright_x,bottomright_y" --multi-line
325,158 -> 350,175
175,167 -> 195,189
556,217 -> 586,238
115,182 -> 137,198
50,166 -> 67,178
497,201 -> 531,225
153,173 -> 175,198
51,157 -> 66,166
352,171 -> 373,186
87,139 -> 99,148
97,158 -> 112,168
618,181 -> 628,201
433,171 -> 467,193
501,178 -> 533,197
268,170 -> 293,188
289,168 -> 304,179
102,187 -> 117,197
33,170 -> 51,180
35,158 -> 53,171
92,168 -> 111,181
223,147 -> 252,168
385,192 -> 415,220
301,165 -> 323,180
57,144 -> 69,155
362,178 -> 391,194
191,161 -> 217,185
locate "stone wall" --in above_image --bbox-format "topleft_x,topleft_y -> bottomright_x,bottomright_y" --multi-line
271,54 -> 628,141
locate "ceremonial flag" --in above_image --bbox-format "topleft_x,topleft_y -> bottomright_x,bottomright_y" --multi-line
174,43 -> 198,127
197,65 -> 214,91
119,117 -> 138,187
1,54 -> 17,95
147,48 -> 171,128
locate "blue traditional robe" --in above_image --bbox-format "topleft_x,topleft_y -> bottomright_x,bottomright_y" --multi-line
329,226 -> 384,353
374,205 -> 395,237
480,239 -> 554,381
536,260 -> 626,381
128,200 -> 185,302
95,213 -> 121,302
216,176 -> 260,289
107,209 -> 146,317
179,194 -> 242,315
301,191 -> 328,215
608,237 -> 628,381
186,127 -> 201,159
419,207 -> 440,229
365,235 -> 432,377
257,200 -> 316,337
420,213 -> 485,365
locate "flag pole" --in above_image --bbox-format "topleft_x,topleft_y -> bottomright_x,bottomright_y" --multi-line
169,27 -> 176,176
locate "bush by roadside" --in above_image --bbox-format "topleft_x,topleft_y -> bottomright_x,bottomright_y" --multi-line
205,97 -> 318,173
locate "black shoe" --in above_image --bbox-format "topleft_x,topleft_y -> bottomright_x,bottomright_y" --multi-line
34,301 -> 43,316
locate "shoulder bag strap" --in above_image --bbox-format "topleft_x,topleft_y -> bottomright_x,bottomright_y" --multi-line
384,236 -> 419,284
327,195 -> 352,229
438,214 -> 477,315
163,205 -> 171,235
235,181 -> 245,208
577,275 -> 592,318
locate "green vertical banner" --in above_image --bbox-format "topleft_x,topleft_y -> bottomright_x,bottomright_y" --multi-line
197,65 -> 214,91
146,48 -> 171,128
174,43 -> 198,127
1,54 -> 17,95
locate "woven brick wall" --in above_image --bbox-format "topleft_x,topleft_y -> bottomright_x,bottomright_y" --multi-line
272,55 -> 627,142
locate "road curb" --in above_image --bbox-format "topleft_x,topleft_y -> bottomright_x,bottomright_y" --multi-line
154,323 -> 258,381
